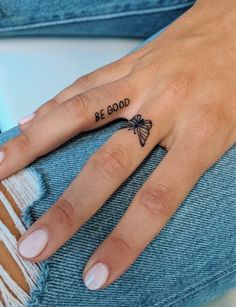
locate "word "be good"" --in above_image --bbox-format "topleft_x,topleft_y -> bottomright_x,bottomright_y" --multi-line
95,98 -> 130,122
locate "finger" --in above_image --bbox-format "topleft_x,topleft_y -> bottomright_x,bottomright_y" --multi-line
19,56 -> 134,128
16,110 -> 165,262
0,78 -> 137,179
82,139 -> 209,290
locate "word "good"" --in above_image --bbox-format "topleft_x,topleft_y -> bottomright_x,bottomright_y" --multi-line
95,98 -> 130,122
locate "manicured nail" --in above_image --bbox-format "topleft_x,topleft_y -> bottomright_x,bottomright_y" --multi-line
0,151 -> 5,163
84,262 -> 109,290
18,113 -> 35,125
18,228 -> 48,258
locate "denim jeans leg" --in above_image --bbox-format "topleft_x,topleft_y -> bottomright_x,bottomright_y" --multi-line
0,0 -> 195,38
0,124 -> 235,307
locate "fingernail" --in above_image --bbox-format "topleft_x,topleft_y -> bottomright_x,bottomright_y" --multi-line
0,151 -> 5,163
84,262 -> 109,290
18,228 -> 48,258
18,113 -> 35,125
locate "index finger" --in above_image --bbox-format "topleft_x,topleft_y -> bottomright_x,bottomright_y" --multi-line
0,78 -> 134,180
19,55 -> 135,128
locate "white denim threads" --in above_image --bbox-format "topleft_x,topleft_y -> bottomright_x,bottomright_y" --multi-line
0,169 -> 42,307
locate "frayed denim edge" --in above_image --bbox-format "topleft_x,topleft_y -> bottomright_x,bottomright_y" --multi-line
27,263 -> 50,307
18,167 -> 50,307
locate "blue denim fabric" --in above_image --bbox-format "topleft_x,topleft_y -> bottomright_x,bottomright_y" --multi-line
0,124 -> 235,307
0,0 -> 195,38
0,0 -> 236,306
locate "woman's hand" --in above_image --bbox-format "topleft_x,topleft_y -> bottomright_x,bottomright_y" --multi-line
0,0 -> 235,290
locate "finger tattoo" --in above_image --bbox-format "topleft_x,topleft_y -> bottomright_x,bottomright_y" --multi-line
119,114 -> 153,147
95,98 -> 130,122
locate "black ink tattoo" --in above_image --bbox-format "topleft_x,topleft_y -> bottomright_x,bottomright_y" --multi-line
119,114 -> 152,147
95,98 -> 130,122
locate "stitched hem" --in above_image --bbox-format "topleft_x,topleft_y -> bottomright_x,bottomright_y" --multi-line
0,2 -> 194,33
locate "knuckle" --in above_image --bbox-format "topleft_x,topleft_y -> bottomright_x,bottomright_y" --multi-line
139,184 -> 175,217
75,73 -> 94,89
193,150 -> 210,170
63,94 -> 88,119
54,199 -> 78,229
17,132 -> 33,151
36,98 -> 59,114
194,98 -> 234,147
196,108 -> 223,141
143,60 -> 159,82
48,97 -> 61,106
108,234 -> 134,256
167,72 -> 194,102
130,44 -> 150,62
92,144 -> 129,180
116,75 -> 134,94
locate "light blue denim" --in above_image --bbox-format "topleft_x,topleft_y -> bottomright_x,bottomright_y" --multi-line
0,1 -> 236,307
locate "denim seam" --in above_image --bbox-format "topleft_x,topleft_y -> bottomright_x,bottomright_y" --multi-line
150,264 -> 236,306
0,2 -> 195,33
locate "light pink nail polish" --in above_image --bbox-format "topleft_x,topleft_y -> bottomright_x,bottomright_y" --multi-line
84,262 -> 109,290
0,151 -> 5,163
18,228 -> 48,258
18,113 -> 35,125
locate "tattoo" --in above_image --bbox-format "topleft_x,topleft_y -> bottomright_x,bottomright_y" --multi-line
119,114 -> 152,147
95,98 -> 130,122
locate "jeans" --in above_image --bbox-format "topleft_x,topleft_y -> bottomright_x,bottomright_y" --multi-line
0,0 -> 195,38
0,1 -> 236,306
